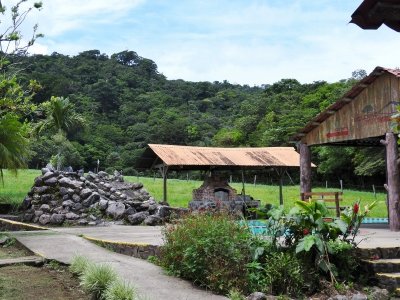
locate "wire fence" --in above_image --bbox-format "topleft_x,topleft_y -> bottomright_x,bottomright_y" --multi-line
134,171 -> 387,196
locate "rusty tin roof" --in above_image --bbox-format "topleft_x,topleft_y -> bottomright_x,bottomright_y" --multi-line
137,144 -> 314,170
293,66 -> 400,143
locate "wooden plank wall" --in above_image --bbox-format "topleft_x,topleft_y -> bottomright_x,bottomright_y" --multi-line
302,73 -> 400,146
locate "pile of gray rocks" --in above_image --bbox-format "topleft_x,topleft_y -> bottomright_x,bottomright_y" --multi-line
20,168 -> 186,226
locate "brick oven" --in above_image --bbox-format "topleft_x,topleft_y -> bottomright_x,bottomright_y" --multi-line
189,174 -> 260,215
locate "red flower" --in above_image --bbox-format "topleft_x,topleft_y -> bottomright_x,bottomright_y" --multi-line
353,203 -> 359,214
303,228 -> 309,235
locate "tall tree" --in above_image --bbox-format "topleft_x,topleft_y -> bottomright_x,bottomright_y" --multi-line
35,96 -> 85,170
0,0 -> 43,183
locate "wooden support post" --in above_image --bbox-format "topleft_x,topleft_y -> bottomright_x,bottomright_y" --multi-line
299,143 -> 312,195
381,133 -> 400,231
279,170 -> 284,206
158,164 -> 169,205
334,192 -> 340,218
275,168 -> 285,206
241,169 -> 246,199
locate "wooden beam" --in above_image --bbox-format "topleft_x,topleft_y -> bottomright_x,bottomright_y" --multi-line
158,164 -> 169,204
311,122 -> 320,126
326,110 -> 336,115
241,169 -> 246,200
384,133 -> 400,231
299,143 -> 312,195
359,83 -> 368,88
342,97 -> 352,103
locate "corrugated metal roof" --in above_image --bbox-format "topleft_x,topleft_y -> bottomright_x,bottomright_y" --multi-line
137,144 -> 313,170
293,66 -> 400,141
351,0 -> 400,32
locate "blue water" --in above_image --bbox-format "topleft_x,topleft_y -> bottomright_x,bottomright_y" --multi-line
244,218 -> 389,235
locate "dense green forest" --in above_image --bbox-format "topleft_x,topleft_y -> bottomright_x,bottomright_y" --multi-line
11,50 -> 385,187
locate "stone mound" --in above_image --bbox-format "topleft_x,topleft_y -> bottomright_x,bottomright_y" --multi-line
20,168 -> 187,226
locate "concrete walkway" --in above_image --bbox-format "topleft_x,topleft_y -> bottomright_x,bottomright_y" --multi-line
356,225 -> 400,248
10,230 -> 227,300
52,224 -> 164,245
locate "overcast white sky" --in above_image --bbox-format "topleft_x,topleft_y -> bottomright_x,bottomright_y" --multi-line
12,0 -> 400,86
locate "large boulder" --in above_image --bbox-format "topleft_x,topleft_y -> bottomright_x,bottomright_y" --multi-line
246,292 -> 267,300
38,214 -> 51,225
127,212 -> 149,225
65,212 -> 80,220
106,202 -> 126,219
80,188 -> 92,199
44,177 -> 58,186
59,177 -> 83,189
50,213 -> 65,225
144,215 -> 162,226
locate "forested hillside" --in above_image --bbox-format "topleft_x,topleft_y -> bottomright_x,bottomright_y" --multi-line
13,50 -> 385,186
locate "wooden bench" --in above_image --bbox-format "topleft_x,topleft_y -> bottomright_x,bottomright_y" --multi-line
300,192 -> 344,217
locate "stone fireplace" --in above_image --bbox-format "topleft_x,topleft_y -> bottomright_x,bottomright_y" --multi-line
188,174 -> 260,215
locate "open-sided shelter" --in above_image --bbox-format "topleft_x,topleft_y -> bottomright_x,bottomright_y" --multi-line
294,66 -> 400,231
351,0 -> 400,32
137,144 -> 313,205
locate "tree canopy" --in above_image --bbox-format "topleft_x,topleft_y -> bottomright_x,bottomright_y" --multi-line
7,49 -> 385,187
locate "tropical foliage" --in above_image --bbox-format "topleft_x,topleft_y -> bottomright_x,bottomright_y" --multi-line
159,202 -> 376,297
0,0 -> 43,183
0,49 -> 382,186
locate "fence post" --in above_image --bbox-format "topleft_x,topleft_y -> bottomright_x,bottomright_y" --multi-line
254,175 -> 257,187
326,181 -> 328,189
372,184 -> 376,198
339,180 -> 343,192
230,175 -> 232,184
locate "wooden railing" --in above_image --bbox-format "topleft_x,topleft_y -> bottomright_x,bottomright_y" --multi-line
300,192 -> 343,217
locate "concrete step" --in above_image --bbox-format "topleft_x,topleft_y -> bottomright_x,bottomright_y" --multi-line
0,214 -> 20,221
357,247 -> 400,260
376,272 -> 400,291
364,258 -> 400,273
0,255 -> 45,267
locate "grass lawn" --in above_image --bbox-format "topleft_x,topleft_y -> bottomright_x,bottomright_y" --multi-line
0,169 -> 388,217
126,176 -> 387,218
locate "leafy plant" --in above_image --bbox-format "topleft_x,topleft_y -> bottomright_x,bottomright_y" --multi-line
0,234 -> 15,247
103,280 -> 137,300
46,260 -> 61,270
263,252 -> 304,297
228,289 -> 246,300
80,263 -> 118,299
159,213 -> 256,294
340,200 -> 378,244
265,200 -> 375,286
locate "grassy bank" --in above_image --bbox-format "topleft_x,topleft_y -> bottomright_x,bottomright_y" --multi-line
0,169 -> 388,217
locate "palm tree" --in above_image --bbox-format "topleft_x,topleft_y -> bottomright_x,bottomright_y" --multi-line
0,114 -> 29,184
36,96 -> 86,136
35,96 -> 85,170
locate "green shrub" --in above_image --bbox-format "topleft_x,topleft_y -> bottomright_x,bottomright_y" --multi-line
327,239 -> 359,281
228,289 -> 246,300
104,280 -> 137,300
263,252 -> 304,297
159,213 -> 255,294
70,255 -> 91,276
80,263 -> 118,299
